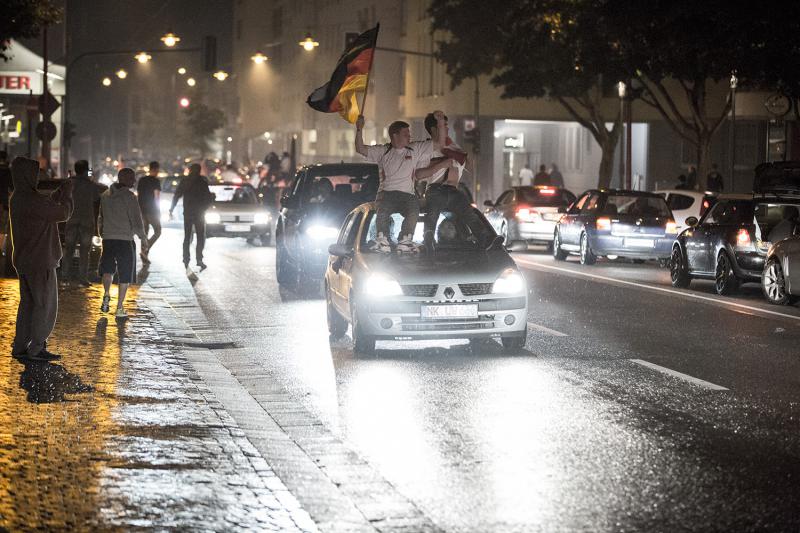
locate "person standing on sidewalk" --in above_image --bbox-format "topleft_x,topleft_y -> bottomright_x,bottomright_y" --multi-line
9,156 -> 74,361
169,163 -> 213,271
0,151 -> 12,256
63,160 -> 104,286
137,161 -> 162,264
98,168 -> 148,319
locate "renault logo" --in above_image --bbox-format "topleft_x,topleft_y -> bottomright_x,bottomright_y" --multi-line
444,287 -> 455,299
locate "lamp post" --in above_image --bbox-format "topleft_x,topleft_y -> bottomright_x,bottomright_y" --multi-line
617,81 -> 627,188
729,71 -> 738,192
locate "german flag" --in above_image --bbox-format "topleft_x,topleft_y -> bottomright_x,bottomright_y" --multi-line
307,25 -> 379,124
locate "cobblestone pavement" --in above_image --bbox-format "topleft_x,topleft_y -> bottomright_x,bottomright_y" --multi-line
0,277 -> 317,531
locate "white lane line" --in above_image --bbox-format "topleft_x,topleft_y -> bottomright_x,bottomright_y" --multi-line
527,321 -> 568,336
514,256 -> 800,323
630,359 -> 729,391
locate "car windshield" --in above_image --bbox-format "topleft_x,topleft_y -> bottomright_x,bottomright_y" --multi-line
517,188 -> 573,207
361,211 -> 491,252
209,185 -> 257,204
604,194 -> 671,217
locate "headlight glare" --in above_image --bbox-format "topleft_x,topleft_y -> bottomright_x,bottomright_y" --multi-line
254,213 -> 271,225
306,225 -> 339,240
363,273 -> 403,297
492,268 -> 525,294
205,212 -> 221,224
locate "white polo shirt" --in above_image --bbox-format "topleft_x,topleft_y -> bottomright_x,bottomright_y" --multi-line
365,140 -> 433,194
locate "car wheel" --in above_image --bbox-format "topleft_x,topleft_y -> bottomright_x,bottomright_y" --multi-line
762,258 -> 796,305
351,297 -> 375,355
579,233 -> 596,265
553,230 -> 567,261
670,246 -> 691,288
500,222 -> 508,243
259,233 -> 271,247
501,325 -> 527,353
326,284 -> 348,338
714,251 -> 740,296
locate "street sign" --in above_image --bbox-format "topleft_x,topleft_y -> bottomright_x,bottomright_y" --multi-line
38,91 -> 60,116
36,120 -> 57,141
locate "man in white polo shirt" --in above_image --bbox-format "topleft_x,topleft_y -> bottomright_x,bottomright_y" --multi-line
355,112 -> 450,252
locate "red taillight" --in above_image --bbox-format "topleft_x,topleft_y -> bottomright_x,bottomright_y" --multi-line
736,228 -> 751,246
516,207 -> 538,222
596,217 -> 611,231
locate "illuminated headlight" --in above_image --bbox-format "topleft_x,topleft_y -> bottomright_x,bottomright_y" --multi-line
254,212 -> 271,225
92,236 -> 103,247
205,212 -> 221,224
363,273 -> 403,297
492,268 -> 525,294
306,225 -> 339,240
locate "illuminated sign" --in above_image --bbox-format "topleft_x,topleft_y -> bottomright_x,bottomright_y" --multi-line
504,134 -> 524,149
0,75 -> 32,92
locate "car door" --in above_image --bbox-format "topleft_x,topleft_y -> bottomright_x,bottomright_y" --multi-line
338,210 -> 365,318
690,201 -> 727,273
786,236 -> 800,292
560,193 -> 589,246
329,211 -> 357,308
281,169 -> 306,255
494,190 -> 515,232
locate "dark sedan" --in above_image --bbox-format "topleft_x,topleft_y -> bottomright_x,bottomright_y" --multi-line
484,186 -> 576,248
553,189 -> 677,265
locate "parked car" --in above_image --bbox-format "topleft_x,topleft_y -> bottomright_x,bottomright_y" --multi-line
553,189 -> 677,265
276,163 -> 379,295
204,182 -> 272,246
324,204 -> 528,354
671,162 -> 800,295
484,186 -> 576,249
762,234 -> 800,305
655,189 -> 718,231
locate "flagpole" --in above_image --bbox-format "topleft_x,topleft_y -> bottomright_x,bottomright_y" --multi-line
359,23 -> 380,118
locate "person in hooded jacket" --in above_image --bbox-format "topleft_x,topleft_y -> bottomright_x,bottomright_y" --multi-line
9,156 -> 74,361
98,168 -> 147,319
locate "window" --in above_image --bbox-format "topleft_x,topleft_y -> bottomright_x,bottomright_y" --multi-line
703,201 -> 753,225
570,194 -> 589,214
582,194 -> 600,213
346,212 -> 364,246
666,193 -> 695,212
518,188 -> 574,207
496,190 -> 514,205
399,57 -> 406,96
361,210 -> 490,251
603,194 -> 671,217
338,213 -> 356,244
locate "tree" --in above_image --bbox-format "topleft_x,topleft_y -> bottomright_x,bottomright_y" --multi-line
0,0 -> 61,61
430,0 -> 627,187
182,102 -> 225,157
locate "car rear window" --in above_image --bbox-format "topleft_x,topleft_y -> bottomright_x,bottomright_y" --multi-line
604,194 -> 671,217
300,170 -> 380,204
704,200 -> 754,224
518,188 -> 574,207
666,194 -> 694,211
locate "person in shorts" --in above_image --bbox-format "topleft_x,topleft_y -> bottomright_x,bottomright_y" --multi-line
98,168 -> 147,319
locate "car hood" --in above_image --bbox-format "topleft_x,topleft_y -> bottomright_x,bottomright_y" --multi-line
359,249 -> 516,285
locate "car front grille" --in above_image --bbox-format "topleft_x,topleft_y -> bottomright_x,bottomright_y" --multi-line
401,284 -> 438,297
220,214 -> 254,223
400,316 -> 495,331
458,283 -> 493,296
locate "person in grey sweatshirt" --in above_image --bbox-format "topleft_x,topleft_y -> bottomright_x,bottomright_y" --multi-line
98,168 -> 147,319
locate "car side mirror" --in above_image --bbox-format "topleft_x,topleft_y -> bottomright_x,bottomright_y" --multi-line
505,239 -> 528,252
483,200 -> 494,207
328,243 -> 352,257
685,216 -> 699,227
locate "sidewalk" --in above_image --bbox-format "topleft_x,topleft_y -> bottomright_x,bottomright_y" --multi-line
0,278 -> 316,531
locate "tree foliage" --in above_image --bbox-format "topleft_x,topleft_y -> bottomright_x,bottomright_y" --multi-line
182,102 -> 225,156
0,0 -> 61,61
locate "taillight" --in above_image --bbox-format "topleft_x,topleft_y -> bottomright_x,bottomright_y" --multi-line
665,220 -> 678,234
539,188 -> 556,195
736,228 -> 751,247
596,217 -> 611,231
516,208 -> 538,222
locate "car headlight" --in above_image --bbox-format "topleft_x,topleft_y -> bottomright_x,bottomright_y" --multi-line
306,225 -> 339,240
363,273 -> 403,297
492,268 -> 525,294
254,212 -> 271,225
205,212 -> 221,224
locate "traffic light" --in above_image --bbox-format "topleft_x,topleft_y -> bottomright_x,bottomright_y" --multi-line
203,36 -> 217,72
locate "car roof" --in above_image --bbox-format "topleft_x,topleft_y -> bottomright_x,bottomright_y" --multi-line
717,193 -> 753,200
654,189 -> 717,197
586,189 -> 665,198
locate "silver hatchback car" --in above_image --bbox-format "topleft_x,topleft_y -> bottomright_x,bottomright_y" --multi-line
324,204 -> 529,354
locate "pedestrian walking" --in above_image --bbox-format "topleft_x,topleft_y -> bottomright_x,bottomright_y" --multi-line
62,160 -> 105,286
355,113 -> 445,253
137,161 -> 162,263
533,164 -> 550,186
9,156 -> 74,361
98,168 -> 147,319
686,165 -> 698,190
169,163 -> 213,272
706,164 -> 724,192
519,164 -> 534,187
0,151 -> 12,255
549,163 -> 565,188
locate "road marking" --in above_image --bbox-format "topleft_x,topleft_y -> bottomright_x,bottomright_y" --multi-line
514,256 -> 800,323
527,321 -> 568,336
630,359 -> 729,391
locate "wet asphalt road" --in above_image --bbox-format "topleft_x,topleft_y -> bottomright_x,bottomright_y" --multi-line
159,229 -> 800,532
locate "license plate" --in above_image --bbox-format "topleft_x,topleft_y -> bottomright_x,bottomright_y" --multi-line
421,304 -> 478,319
625,238 -> 654,248
225,224 -> 251,232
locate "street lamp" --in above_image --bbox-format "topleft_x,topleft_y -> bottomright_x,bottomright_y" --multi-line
251,52 -> 268,64
729,71 -> 738,191
161,31 -> 180,47
179,97 -> 190,108
186,77 -> 196,87
213,70 -> 229,81
116,69 -> 127,79
102,77 -> 112,87
135,51 -> 152,63
298,34 -> 319,51
177,66 -> 187,75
